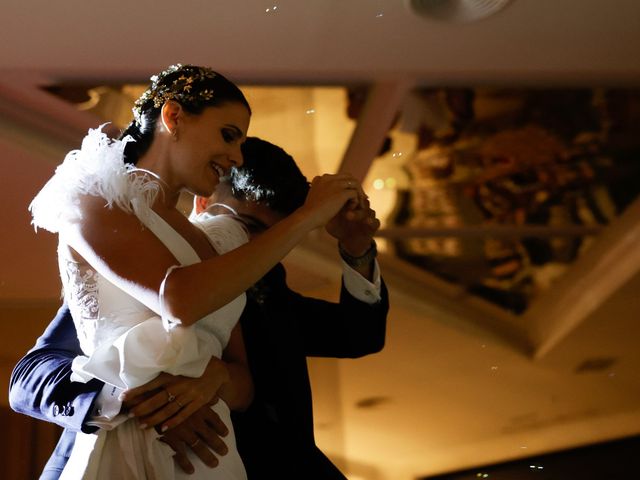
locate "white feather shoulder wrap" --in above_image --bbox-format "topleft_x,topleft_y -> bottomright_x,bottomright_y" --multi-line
30,125 -> 160,232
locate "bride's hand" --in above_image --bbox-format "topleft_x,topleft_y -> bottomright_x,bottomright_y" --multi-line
122,356 -> 230,431
297,174 -> 364,230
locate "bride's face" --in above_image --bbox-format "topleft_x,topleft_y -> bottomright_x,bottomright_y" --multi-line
173,102 -> 250,197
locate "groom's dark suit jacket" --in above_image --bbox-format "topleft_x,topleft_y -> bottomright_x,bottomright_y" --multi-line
9,263 -> 388,479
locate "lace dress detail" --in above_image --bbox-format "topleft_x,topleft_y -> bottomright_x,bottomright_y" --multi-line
61,259 -> 100,351
64,261 -> 100,321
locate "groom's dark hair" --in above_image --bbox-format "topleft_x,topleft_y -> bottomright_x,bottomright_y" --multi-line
229,137 -> 310,216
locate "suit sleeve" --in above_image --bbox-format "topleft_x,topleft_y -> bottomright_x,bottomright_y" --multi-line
291,276 -> 389,358
8,304 -> 104,433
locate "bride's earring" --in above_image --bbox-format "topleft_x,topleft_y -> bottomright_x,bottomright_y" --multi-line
171,128 -> 179,142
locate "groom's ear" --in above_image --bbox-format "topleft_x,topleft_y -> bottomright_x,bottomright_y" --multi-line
194,195 -> 209,214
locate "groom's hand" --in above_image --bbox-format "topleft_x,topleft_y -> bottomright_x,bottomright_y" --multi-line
326,195 -> 380,281
121,358 -> 230,431
326,195 -> 379,254
159,405 -> 229,474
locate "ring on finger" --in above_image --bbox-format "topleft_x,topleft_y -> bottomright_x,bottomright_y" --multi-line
189,438 -> 201,448
176,398 -> 184,408
165,389 -> 176,403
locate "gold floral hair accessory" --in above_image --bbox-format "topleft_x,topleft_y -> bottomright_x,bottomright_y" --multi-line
132,64 -> 217,125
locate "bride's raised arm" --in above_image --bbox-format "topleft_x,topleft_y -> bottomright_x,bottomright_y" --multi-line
64,172 -> 360,326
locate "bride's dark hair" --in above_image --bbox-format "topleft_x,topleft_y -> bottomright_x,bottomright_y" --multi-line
119,64 -> 251,165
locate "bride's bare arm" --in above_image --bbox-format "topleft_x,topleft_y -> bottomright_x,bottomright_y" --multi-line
65,174 -> 360,326
163,174 -> 361,325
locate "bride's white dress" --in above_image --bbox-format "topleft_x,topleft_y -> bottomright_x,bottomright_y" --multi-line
30,127 -> 248,479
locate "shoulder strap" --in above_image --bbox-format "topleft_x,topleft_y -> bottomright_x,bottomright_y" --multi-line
132,199 -> 201,266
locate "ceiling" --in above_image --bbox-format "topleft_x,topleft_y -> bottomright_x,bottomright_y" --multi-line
1,0 -> 640,85
1,1 -> 640,479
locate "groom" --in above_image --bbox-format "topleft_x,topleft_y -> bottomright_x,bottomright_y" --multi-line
10,137 -> 388,479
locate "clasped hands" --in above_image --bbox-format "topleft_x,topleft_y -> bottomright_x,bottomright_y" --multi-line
119,357 -> 230,474
324,177 -> 380,280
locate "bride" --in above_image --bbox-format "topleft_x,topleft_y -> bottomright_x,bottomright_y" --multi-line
30,64 -> 363,479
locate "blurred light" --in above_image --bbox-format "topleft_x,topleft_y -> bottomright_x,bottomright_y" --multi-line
306,108 -> 316,114
385,177 -> 397,188
373,179 -> 385,190
76,88 -> 102,111
392,151 -> 403,158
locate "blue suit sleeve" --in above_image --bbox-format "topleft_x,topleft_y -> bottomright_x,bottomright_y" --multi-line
9,303 -> 104,433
